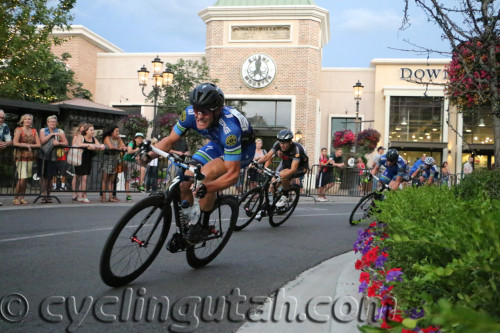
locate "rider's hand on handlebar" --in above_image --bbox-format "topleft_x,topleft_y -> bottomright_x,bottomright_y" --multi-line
193,183 -> 207,199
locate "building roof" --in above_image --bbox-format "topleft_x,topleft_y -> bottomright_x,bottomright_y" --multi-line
51,98 -> 126,115
214,0 -> 315,5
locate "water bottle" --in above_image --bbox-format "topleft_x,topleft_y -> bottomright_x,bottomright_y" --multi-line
190,201 -> 201,224
180,200 -> 191,226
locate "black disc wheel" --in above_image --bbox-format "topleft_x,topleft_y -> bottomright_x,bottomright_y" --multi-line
100,195 -> 171,287
236,188 -> 264,231
186,195 -> 238,268
268,185 -> 300,227
349,192 -> 377,225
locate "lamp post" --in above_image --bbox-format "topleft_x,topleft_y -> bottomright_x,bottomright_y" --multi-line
353,80 -> 364,152
294,129 -> 303,144
137,56 -> 174,139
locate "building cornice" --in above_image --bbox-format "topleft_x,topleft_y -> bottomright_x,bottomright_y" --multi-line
371,58 -> 451,65
51,25 -> 123,53
198,6 -> 330,47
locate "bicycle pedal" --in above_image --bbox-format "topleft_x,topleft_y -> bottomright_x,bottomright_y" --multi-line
166,233 -> 186,253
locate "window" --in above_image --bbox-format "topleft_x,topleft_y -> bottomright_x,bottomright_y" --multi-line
331,117 -> 356,134
226,100 -> 291,128
462,109 -> 494,145
389,96 -> 443,142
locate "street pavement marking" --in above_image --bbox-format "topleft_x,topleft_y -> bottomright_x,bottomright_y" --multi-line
0,212 -> 350,243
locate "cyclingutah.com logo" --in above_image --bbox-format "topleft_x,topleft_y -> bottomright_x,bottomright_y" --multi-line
0,288 -> 394,332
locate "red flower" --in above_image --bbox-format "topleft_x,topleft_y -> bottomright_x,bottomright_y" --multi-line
359,271 -> 370,283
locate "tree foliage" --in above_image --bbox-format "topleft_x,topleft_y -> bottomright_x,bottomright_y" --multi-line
402,0 -> 500,168
0,0 -> 91,102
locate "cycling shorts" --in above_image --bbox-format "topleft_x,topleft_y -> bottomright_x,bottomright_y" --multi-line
276,161 -> 308,179
192,141 -> 256,169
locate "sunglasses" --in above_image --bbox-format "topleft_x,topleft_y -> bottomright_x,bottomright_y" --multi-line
194,108 -> 213,116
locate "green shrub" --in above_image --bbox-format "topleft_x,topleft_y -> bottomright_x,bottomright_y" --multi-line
373,186 -> 500,331
454,169 -> 500,200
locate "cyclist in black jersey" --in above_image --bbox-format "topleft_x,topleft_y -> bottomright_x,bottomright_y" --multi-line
257,129 -> 309,207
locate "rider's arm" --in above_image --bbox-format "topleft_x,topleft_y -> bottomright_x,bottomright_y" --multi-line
371,164 -> 380,176
151,131 -> 181,159
258,149 -> 275,165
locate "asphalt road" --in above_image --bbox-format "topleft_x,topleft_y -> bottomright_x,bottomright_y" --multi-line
0,199 -> 360,333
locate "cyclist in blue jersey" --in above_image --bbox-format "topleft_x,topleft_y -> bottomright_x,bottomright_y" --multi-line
370,148 -> 407,190
141,83 -> 255,243
411,156 -> 437,186
409,154 -> 426,175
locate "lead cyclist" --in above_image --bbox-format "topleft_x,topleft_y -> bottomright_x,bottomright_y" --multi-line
370,148 -> 408,190
140,83 -> 255,244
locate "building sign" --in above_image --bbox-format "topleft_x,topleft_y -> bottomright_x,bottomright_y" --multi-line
400,68 -> 448,81
231,25 -> 290,41
241,54 -> 277,89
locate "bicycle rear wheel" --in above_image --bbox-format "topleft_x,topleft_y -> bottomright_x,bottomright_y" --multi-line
100,195 -> 171,287
349,192 -> 377,225
269,185 -> 300,227
186,195 -> 238,268
236,187 -> 264,231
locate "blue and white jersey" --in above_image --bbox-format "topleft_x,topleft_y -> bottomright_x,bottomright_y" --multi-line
173,105 -> 253,162
409,159 -> 424,174
417,164 -> 438,179
378,154 -> 407,178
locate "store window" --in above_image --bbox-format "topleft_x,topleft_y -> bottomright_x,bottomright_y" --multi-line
462,109 -> 494,145
389,96 -> 443,142
331,116 -> 356,134
226,100 -> 291,128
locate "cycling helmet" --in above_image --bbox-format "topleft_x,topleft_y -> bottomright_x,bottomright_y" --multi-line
386,149 -> 399,163
189,83 -> 224,113
424,156 -> 435,166
277,129 -> 294,141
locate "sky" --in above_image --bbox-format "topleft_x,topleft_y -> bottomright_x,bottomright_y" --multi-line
70,0 -> 452,68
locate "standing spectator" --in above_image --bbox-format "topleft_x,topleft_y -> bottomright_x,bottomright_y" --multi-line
441,161 -> 450,187
101,126 -> 126,202
145,138 -> 159,193
0,109 -> 12,206
12,114 -> 41,205
123,132 -> 146,201
316,148 -> 333,202
38,115 -> 68,203
371,146 -> 385,191
71,122 -> 86,201
328,148 -> 345,183
248,138 -> 267,189
463,156 -> 474,175
357,157 -> 366,191
169,136 -> 190,160
75,124 -> 104,203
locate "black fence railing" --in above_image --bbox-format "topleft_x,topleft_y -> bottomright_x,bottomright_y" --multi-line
0,146 -> 463,202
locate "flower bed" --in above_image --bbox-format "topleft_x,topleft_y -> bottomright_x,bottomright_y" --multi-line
353,176 -> 500,332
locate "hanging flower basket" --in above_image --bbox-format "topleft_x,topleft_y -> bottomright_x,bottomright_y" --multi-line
332,129 -> 356,149
356,128 -> 381,152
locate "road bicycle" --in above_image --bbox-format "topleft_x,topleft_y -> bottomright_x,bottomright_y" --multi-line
100,141 -> 238,287
349,174 -> 390,225
236,161 -> 300,230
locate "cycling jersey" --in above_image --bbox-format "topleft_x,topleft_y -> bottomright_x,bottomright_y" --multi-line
270,141 -> 309,175
377,154 -> 407,184
416,164 -> 438,179
173,106 -> 255,168
409,159 -> 424,174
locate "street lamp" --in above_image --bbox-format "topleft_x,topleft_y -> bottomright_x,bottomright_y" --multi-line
137,56 -> 174,139
294,129 -> 303,143
353,80 -> 364,153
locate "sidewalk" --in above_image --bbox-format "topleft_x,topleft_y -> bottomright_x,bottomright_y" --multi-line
238,251 -> 363,333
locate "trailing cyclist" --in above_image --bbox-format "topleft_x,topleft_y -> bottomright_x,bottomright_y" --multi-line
411,156 -> 437,186
257,129 -> 309,208
141,83 -> 255,244
370,148 -> 407,190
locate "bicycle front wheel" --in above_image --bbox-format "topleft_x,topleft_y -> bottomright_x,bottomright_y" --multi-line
100,195 -> 171,287
269,185 -> 300,227
186,195 -> 238,268
236,188 -> 264,231
349,192 -> 377,225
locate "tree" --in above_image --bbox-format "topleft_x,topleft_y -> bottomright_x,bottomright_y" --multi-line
0,0 -> 91,102
402,0 -> 499,168
151,58 -> 218,153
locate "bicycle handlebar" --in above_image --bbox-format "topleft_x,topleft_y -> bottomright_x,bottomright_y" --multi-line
251,160 -> 282,183
138,140 -> 205,181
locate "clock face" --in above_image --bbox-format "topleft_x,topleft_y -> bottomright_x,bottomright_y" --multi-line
241,54 -> 276,89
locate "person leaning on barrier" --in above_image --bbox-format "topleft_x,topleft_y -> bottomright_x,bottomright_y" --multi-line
38,115 -> 68,203
12,114 -> 41,205
0,109 -> 12,206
